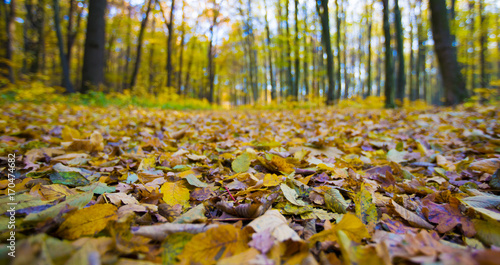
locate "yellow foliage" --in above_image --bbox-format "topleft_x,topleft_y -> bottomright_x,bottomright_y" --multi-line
57,204 -> 117,240
178,224 -> 248,264
160,181 -> 191,207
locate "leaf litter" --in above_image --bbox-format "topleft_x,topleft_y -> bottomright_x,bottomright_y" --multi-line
1,103 -> 500,264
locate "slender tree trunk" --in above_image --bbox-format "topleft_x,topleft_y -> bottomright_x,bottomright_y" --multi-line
285,0 -> 293,98
148,17 -> 156,93
32,0 -> 45,74
66,0 -> 75,71
264,0 -> 276,100
409,0 -> 416,101
177,0 -> 185,94
416,0 -> 425,100
366,0 -> 372,97
1,0 -> 15,83
207,24 -> 215,102
166,0 -> 176,88
277,0 -> 284,100
53,0 -> 74,93
293,0 -> 300,100
342,1 -> 348,99
129,0 -> 153,89
428,0 -> 468,105
468,0 -> 475,92
184,40 -> 195,96
394,0 -> 405,104
376,49 -> 382,96
123,4 -> 132,91
382,0 -> 395,108
303,4 -> 309,99
316,0 -> 335,105
335,0 -> 342,100
479,0 -> 487,88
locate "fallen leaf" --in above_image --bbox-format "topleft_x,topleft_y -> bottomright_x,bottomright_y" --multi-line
177,224 -> 248,264
280,183 -> 307,206
57,204 -> 117,240
325,187 -> 348,214
232,152 -> 251,173
470,159 -> 500,174
309,213 -> 370,246
160,181 -> 190,207
391,200 -> 434,230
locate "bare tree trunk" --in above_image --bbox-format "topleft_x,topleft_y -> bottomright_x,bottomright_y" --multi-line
394,0 -> 405,104
66,0 -> 83,74
166,0 -> 175,88
123,4 -> 132,91
53,0 -> 74,93
302,3 -> 309,99
1,0 -> 15,83
285,0 -> 293,99
316,0 -> 335,105
177,0 -> 185,94
264,0 -> 276,100
409,0 -> 416,101
342,1 -> 347,99
335,0 -> 342,100
429,0 -> 468,105
184,39 -> 195,97
365,0 -> 372,98
129,0 -> 153,89
382,0 -> 395,108
148,17 -> 156,93
293,0 -> 300,100
479,0 -> 487,88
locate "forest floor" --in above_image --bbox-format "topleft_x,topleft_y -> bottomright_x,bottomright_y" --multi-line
1,102 -> 500,265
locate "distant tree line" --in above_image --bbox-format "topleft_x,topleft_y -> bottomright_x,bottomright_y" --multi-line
0,0 -> 498,107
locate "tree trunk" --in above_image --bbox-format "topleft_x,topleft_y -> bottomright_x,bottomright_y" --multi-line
166,0 -> 175,88
285,0 -> 293,98
177,0 -> 185,94
123,4 -> 132,91
81,0 -> 107,92
129,0 -> 153,89
382,0 -> 395,108
366,0 -> 372,98
264,0 -> 276,100
1,0 -> 15,83
479,0 -> 487,88
335,0 -> 342,100
53,0 -> 74,93
409,0 -> 416,101
293,0 -> 300,100
66,0 -> 83,74
316,0 -> 335,105
302,3 -> 309,99
148,17 -> 156,93
394,0 -> 405,104
428,0 -> 468,105
184,39 -> 195,97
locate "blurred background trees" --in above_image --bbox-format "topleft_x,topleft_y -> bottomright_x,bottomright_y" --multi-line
0,0 -> 498,107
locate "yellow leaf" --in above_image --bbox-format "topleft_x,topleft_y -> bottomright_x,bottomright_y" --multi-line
160,181 -> 190,207
270,156 -> 295,174
62,126 -> 81,141
263,174 -> 282,187
354,184 -> 378,224
37,184 -> 77,201
57,204 -> 117,240
177,224 -> 248,265
308,213 -> 370,246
